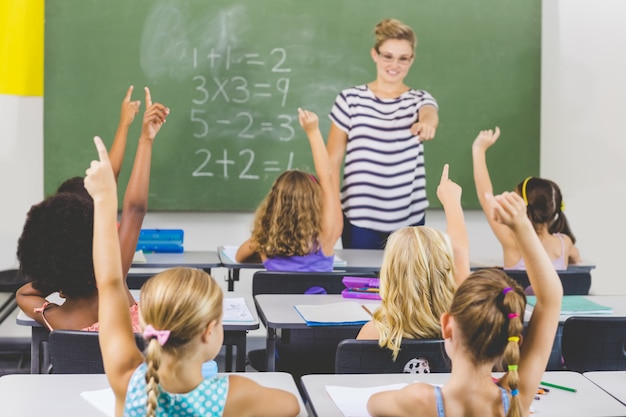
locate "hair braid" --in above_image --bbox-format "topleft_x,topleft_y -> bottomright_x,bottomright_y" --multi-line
501,289 -> 523,417
144,338 -> 162,417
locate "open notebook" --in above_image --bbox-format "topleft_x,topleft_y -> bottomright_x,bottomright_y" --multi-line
527,296 -> 613,314
294,302 -> 372,326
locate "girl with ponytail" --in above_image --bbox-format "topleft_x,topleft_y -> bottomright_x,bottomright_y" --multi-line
472,127 -> 581,270
367,191 -> 563,417
85,136 -> 299,417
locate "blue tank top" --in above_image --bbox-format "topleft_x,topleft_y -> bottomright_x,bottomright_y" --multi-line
123,362 -> 229,417
263,247 -> 334,272
434,385 -> 510,417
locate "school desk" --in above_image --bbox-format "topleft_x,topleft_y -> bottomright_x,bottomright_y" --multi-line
218,246 -> 384,291
128,250 -> 222,288
17,292 -> 258,374
583,371 -> 626,405
300,371 -> 626,417
0,372 -> 308,417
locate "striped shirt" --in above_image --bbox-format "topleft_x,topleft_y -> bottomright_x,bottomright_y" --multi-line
329,85 -> 438,232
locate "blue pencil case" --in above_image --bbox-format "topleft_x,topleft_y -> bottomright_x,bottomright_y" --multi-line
136,229 -> 184,253
341,276 -> 381,300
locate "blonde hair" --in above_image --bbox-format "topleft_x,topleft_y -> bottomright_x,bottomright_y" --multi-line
449,269 -> 526,417
139,268 -> 223,417
373,18 -> 417,52
251,170 -> 323,258
373,226 -> 457,360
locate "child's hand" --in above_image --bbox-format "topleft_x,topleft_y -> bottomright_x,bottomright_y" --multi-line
298,108 -> 319,134
472,127 -> 501,151
85,136 -> 117,201
141,87 -> 170,141
485,191 -> 529,230
119,85 -> 141,127
436,164 -> 462,207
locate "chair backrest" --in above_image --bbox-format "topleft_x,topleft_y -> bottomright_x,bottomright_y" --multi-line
252,270 -> 378,296
561,316 -> 626,372
48,330 -> 144,374
503,269 -> 591,295
335,339 -> 451,374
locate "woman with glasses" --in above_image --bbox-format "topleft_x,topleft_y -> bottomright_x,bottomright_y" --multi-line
327,18 -> 439,249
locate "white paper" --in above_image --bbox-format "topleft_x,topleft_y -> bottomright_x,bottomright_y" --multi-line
326,383 -> 408,417
221,245 -> 240,263
294,302 -> 371,325
81,388 -> 115,417
223,297 -> 255,322
132,250 -> 147,264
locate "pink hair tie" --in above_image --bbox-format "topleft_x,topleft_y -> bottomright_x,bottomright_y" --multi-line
143,324 -> 171,346
508,313 -> 519,319
502,287 -> 513,295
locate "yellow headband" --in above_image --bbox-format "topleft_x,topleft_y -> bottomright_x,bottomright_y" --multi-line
521,176 -> 532,205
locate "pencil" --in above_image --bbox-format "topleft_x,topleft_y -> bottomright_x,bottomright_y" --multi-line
540,381 -> 577,393
361,305 -> 373,316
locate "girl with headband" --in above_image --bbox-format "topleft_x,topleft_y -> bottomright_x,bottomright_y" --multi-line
472,127 -> 580,270
367,191 -> 563,417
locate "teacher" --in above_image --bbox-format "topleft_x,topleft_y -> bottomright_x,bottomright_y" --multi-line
327,18 -> 440,249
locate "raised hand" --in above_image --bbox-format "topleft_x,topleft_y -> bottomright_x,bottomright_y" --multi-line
485,191 -> 529,230
119,85 -> 141,127
436,163 -> 462,208
472,126 -> 501,152
298,107 -> 319,134
84,136 -> 117,202
141,87 -> 170,141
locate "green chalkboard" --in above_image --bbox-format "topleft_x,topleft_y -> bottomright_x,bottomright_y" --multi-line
44,0 -> 540,211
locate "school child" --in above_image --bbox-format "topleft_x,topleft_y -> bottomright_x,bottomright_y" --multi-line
473,126 -> 581,270
16,87 -> 168,332
236,108 -> 342,272
367,191 -> 563,417
356,164 -> 470,359
85,136 -> 300,417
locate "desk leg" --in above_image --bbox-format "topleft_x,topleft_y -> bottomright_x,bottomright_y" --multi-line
225,346 -> 233,372
236,332 -> 246,372
266,327 -> 276,372
223,331 -> 247,372
30,327 -> 50,374
227,268 -> 240,292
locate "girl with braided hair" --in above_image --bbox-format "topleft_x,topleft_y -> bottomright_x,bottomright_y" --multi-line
367,191 -> 563,417
85,136 -> 299,417
472,127 -> 581,270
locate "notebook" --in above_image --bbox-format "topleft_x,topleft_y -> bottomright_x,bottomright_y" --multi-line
294,302 -> 372,326
527,296 -> 613,314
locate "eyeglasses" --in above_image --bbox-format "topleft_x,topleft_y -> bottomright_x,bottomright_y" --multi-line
377,51 -> 414,65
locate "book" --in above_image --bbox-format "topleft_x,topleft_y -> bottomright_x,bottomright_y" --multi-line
222,297 -> 255,322
527,296 -> 613,314
294,302 -> 372,326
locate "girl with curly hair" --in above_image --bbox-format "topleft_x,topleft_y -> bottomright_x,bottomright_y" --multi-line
16,86 -> 169,331
235,108 -> 343,272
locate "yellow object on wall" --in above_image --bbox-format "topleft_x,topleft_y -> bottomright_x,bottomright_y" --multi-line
0,0 -> 44,96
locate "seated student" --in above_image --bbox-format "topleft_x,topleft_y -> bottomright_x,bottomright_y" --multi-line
472,126 -> 581,270
85,135 -> 299,417
236,108 -> 342,272
367,191 -> 563,417
356,164 -> 471,359
16,87 -> 169,332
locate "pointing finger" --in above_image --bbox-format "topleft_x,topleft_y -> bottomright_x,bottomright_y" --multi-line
93,136 -> 110,162
124,85 -> 134,102
440,163 -> 449,183
145,87 -> 152,108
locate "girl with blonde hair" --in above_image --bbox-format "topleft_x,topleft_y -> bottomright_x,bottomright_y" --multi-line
357,164 -> 470,359
85,136 -> 299,417
367,192 -> 563,417
236,108 -> 342,272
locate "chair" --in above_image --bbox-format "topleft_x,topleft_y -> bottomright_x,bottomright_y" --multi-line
0,269 -> 31,374
48,330 -> 144,374
0,269 -> 29,325
504,269 -> 591,295
335,339 -> 451,374
250,270 -> 378,376
561,316 -> 626,372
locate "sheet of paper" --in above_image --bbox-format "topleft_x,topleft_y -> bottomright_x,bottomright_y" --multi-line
294,302 -> 372,325
326,383 -> 408,417
527,295 -> 613,314
132,250 -> 147,264
221,245 -> 240,264
223,297 -> 255,322
80,388 -> 115,417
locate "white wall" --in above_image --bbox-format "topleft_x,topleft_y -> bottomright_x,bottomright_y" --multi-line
0,0 -> 623,294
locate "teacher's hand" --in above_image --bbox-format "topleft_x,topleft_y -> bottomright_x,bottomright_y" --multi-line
411,121 -> 436,141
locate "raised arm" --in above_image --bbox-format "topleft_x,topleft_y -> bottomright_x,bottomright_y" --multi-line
436,164 -> 470,284
299,108 -> 342,254
472,127 -> 518,254
85,136 -> 144,412
117,87 -> 168,300
109,85 -> 141,180
486,191 -> 562,411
